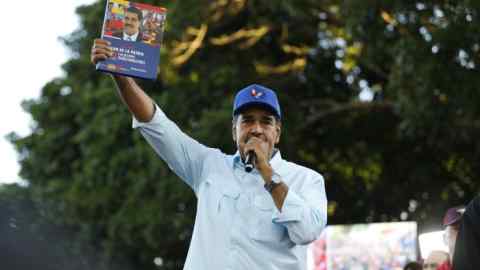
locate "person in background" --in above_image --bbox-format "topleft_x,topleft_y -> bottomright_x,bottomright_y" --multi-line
436,205 -> 465,270
423,250 -> 449,270
452,195 -> 480,270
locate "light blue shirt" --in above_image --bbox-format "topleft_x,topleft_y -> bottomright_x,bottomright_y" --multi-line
132,105 -> 328,270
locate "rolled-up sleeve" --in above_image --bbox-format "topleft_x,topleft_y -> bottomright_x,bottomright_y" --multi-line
132,104 -> 216,193
272,175 -> 327,245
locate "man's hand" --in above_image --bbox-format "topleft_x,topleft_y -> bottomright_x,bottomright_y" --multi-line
89,38 -> 154,122
90,38 -> 113,65
244,136 -> 288,211
243,137 -> 271,176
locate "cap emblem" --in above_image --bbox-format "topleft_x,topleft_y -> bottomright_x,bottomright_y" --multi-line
251,88 -> 264,99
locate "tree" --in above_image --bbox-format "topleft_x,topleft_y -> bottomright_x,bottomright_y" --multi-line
0,184 -> 104,270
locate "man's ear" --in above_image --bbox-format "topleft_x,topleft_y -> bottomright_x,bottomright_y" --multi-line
232,121 -> 236,143
275,122 -> 281,144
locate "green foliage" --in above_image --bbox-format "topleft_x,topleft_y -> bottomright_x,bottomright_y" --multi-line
6,0 -> 480,269
0,184 -> 107,270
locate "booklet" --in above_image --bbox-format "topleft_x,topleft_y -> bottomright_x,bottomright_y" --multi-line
96,0 -> 167,80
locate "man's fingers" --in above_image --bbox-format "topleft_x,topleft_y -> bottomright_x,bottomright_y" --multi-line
92,47 -> 113,57
243,142 -> 255,155
91,53 -> 109,64
244,137 -> 262,154
90,38 -> 113,64
90,46 -> 114,64
91,51 -> 110,65
91,41 -> 113,54
93,38 -> 111,46
91,55 -> 105,64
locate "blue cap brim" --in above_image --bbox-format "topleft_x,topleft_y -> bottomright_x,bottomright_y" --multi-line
233,102 -> 281,119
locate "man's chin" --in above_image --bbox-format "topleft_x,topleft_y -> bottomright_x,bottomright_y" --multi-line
124,30 -> 137,36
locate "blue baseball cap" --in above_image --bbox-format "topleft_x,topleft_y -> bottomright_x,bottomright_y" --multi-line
233,84 -> 281,119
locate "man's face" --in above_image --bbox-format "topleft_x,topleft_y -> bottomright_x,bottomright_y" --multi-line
232,107 -> 281,160
124,11 -> 141,35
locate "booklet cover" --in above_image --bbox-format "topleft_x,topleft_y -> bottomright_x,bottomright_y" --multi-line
96,0 -> 167,80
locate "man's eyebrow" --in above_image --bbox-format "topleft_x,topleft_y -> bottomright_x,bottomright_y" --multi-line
242,114 -> 255,119
242,114 -> 275,120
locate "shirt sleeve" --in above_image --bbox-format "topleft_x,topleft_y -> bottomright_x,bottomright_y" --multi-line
271,174 -> 328,245
132,104 -> 215,194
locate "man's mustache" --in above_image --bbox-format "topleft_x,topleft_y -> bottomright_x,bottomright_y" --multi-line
244,135 -> 265,143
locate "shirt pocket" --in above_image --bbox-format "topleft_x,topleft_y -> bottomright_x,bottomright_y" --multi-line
197,178 -> 239,240
249,193 -> 287,243
203,178 -> 239,214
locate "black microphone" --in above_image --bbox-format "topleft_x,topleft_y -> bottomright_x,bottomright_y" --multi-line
245,151 -> 256,173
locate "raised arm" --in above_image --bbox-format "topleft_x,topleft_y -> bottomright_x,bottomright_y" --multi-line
90,38 -> 154,122
90,38 -> 215,193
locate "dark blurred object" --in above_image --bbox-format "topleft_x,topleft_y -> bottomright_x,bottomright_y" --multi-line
452,195 -> 480,270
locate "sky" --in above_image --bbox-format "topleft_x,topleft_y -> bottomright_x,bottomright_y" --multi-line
0,0 -> 97,184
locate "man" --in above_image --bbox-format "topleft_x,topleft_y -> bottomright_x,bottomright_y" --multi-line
422,250 -> 449,270
443,206 -> 465,259
113,6 -> 144,42
437,206 -> 465,270
142,12 -> 165,46
452,195 -> 480,270
90,39 -> 328,270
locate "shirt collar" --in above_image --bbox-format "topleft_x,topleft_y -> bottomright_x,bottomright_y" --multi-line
232,149 -> 282,170
123,31 -> 139,41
